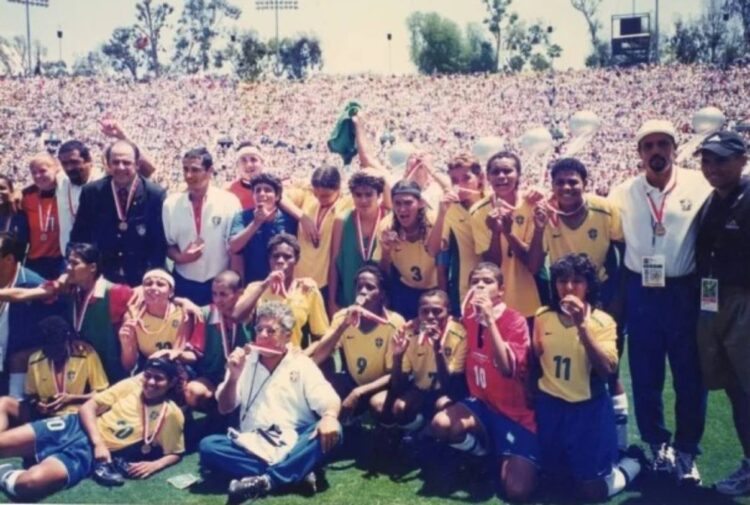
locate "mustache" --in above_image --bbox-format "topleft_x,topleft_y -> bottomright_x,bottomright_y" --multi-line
649,155 -> 668,172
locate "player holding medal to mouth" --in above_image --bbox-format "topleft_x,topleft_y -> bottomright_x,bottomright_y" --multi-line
307,265 -> 404,425
0,357 -> 184,501
372,289 -> 467,441
532,254 -> 641,501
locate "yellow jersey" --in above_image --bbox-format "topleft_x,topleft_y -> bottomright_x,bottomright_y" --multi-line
332,308 -> 405,386
248,278 -> 329,348
379,214 -> 438,290
397,318 -> 468,391
295,195 -> 353,287
95,376 -> 185,454
542,195 -> 623,280
471,197 -> 541,317
441,203 -> 481,302
25,340 -> 110,415
134,305 -> 186,358
533,307 -> 617,403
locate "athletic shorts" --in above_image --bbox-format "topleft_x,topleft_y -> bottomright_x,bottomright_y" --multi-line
697,287 -> 750,394
31,414 -> 94,487
329,372 -> 373,417
535,391 -> 617,482
461,396 -> 539,464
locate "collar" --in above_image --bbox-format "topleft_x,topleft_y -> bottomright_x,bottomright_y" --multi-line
90,276 -> 109,299
642,167 -> 677,195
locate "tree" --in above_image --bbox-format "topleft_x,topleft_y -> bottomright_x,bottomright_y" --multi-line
465,23 -> 497,72
102,27 -> 147,80
570,0 -> 605,66
134,0 -> 174,76
72,50 -> 109,77
173,0 -> 241,74
40,60 -> 68,78
725,0 -> 750,50
501,16 -> 556,72
277,35 -> 323,79
228,31 -> 269,80
407,12 -> 466,74
482,0 -> 512,71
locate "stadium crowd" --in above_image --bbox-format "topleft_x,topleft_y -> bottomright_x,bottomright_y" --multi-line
0,62 -> 747,503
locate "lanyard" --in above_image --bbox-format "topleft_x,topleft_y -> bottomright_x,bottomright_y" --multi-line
111,178 -> 138,224
645,175 -> 677,239
73,285 -> 96,332
240,362 -> 276,425
355,209 -> 382,262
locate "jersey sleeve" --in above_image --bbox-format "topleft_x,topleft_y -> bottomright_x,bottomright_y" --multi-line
307,287 -> 330,338
108,284 -> 134,323
503,311 -> 532,380
448,334 -> 468,374
471,207 -> 491,255
586,311 -> 618,365
85,347 -> 111,392
229,210 -> 247,239
609,201 -> 624,242
95,377 -> 138,409
24,361 -> 38,396
162,200 -> 176,246
157,405 -> 185,455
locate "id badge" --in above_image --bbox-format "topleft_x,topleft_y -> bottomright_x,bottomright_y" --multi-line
700,278 -> 719,312
642,255 -> 666,288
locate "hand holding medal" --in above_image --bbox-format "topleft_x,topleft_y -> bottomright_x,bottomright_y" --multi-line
560,294 -> 587,327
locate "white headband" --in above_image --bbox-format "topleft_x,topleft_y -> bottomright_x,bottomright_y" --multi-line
142,269 -> 175,289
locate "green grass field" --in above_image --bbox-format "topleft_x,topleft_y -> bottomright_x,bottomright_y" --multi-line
2,350 -> 750,505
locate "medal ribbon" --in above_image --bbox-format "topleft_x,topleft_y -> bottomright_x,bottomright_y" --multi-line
355,209 -> 382,262
111,178 -> 138,224
50,360 -> 67,395
190,193 -> 205,237
136,303 -> 174,335
645,176 -> 677,234
37,197 -> 54,234
418,320 -> 450,346
141,401 -> 169,446
315,198 -> 339,234
216,306 -> 237,359
543,197 -> 586,229
73,285 -> 96,332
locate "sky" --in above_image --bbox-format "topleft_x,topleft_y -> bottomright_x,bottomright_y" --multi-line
0,0 -> 706,74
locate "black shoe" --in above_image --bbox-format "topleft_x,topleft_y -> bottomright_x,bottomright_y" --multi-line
111,457 -> 132,477
92,462 -> 126,487
228,474 -> 272,501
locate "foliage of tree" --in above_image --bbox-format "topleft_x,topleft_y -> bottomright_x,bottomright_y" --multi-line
481,0 -> 512,71
407,12 -> 467,74
134,0 -> 174,76
465,23 -> 498,72
725,0 -> 750,50
102,27 -> 147,80
72,50 -> 109,77
570,0 -> 605,66
226,32 -> 323,81
173,0 -> 241,74
276,35 -> 323,79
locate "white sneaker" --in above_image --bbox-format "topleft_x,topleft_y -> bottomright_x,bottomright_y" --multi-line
650,443 -> 676,475
715,460 -> 750,496
675,450 -> 701,486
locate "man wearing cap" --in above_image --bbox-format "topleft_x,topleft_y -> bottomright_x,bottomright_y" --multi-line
694,131 -> 750,495
609,119 -> 711,484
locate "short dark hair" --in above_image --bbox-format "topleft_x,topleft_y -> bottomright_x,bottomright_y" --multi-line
550,253 -> 600,310
0,175 -> 14,193
311,166 -> 341,190
448,152 -> 482,176
183,147 -> 213,170
348,171 -> 385,195
419,288 -> 450,308
213,270 -> 242,291
469,261 -> 504,287
58,140 -> 91,162
249,172 -> 282,197
235,140 -> 257,152
268,232 -> 301,261
104,140 -> 140,165
0,233 -> 22,262
486,151 -> 522,176
38,316 -> 75,348
354,263 -> 387,292
66,242 -> 101,275
550,157 -> 588,183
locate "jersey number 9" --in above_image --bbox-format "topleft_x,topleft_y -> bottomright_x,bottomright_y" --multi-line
356,357 -> 367,375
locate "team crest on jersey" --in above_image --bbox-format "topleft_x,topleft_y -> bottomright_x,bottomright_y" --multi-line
212,216 -> 222,226
680,199 -> 692,211
375,338 -> 384,348
515,215 -> 525,225
67,371 -> 76,381
172,319 -> 180,328
289,370 -> 299,383
588,229 -> 598,240
136,224 -> 147,236
149,410 -> 160,421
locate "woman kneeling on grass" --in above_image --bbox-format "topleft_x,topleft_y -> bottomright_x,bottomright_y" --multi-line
0,357 -> 185,501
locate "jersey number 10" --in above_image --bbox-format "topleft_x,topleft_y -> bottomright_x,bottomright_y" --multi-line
472,365 -> 487,389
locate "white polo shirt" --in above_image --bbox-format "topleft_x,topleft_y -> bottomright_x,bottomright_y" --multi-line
56,168 -> 103,253
217,347 -> 340,433
162,186 -> 241,282
609,167 -> 711,277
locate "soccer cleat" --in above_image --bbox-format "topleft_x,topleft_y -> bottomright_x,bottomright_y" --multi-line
650,443 -> 676,476
715,460 -> 750,495
228,474 -> 272,501
300,471 -> 318,496
92,461 -> 126,487
0,462 -> 20,495
675,450 -> 701,486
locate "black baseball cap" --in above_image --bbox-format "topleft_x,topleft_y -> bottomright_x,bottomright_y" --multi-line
696,131 -> 747,157
144,357 -> 180,379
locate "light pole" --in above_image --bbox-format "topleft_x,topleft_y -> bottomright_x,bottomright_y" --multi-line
56,27 -> 62,62
255,0 -> 299,75
7,0 -> 49,76
387,32 -> 392,74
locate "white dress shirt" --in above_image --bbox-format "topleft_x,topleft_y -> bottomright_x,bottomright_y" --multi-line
56,168 -> 103,253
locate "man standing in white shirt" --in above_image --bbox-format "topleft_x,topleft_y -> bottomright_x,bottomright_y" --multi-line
199,301 -> 341,501
56,141 -> 103,254
609,119 -> 711,485
163,147 -> 241,305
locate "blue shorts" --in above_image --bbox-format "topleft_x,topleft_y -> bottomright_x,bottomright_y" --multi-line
31,414 -> 94,487
173,270 -> 213,306
535,391 -> 617,482
461,397 -> 540,464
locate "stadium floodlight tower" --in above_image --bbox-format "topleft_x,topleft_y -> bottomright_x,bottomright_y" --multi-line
255,0 -> 299,75
7,0 -> 49,76
611,11 -> 652,66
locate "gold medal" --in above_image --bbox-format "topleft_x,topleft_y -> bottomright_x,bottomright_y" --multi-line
654,223 -> 666,236
40,233 -> 48,242
141,443 -> 151,455
118,222 -> 128,231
